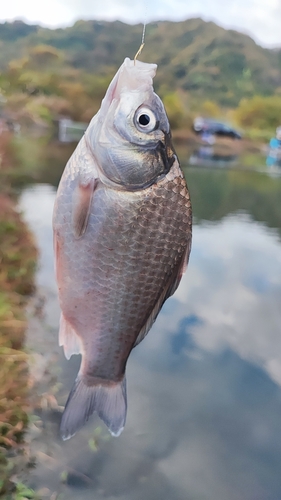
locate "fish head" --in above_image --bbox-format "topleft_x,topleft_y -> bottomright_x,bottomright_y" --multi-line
86,58 -> 176,190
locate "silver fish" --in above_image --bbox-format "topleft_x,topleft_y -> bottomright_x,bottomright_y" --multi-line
53,57 -> 192,440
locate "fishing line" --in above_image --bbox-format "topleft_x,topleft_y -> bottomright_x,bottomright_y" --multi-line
134,22 -> 146,64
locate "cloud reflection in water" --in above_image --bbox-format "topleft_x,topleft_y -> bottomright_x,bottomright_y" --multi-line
19,184 -> 281,500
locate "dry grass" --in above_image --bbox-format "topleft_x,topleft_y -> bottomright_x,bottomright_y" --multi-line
0,190 -> 37,495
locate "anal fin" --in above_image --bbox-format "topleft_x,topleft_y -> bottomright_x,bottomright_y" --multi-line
59,314 -> 81,360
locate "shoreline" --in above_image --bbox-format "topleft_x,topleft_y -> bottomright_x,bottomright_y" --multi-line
0,175 -> 38,495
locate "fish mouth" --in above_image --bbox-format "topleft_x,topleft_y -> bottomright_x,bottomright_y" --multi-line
105,77 -> 118,107
100,58 -> 157,116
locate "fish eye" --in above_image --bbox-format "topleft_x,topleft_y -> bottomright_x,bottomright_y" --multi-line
134,107 -> 157,133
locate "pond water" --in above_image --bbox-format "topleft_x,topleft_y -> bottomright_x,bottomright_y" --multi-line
18,141 -> 281,500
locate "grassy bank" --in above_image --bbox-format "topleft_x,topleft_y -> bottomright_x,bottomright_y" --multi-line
0,133 -> 38,497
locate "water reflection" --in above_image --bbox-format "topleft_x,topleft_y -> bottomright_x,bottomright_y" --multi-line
19,165 -> 281,499
189,146 -> 238,168
174,215 -> 281,384
186,168 -> 281,235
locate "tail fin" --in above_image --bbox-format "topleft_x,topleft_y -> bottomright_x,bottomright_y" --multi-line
60,375 -> 127,440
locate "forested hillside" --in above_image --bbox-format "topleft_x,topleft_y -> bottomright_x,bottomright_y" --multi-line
1,18 -> 281,131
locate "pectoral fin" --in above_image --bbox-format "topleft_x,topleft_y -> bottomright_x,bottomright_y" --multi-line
72,179 -> 97,238
53,232 -> 62,283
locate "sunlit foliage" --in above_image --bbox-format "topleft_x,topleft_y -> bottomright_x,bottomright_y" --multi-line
1,18 -> 281,133
234,95 -> 281,131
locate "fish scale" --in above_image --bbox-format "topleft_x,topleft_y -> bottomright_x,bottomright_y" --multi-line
53,57 -> 192,439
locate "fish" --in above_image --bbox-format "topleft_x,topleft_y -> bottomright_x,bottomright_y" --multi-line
53,57 -> 192,440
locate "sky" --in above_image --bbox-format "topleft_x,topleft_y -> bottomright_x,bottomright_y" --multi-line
0,0 -> 281,48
